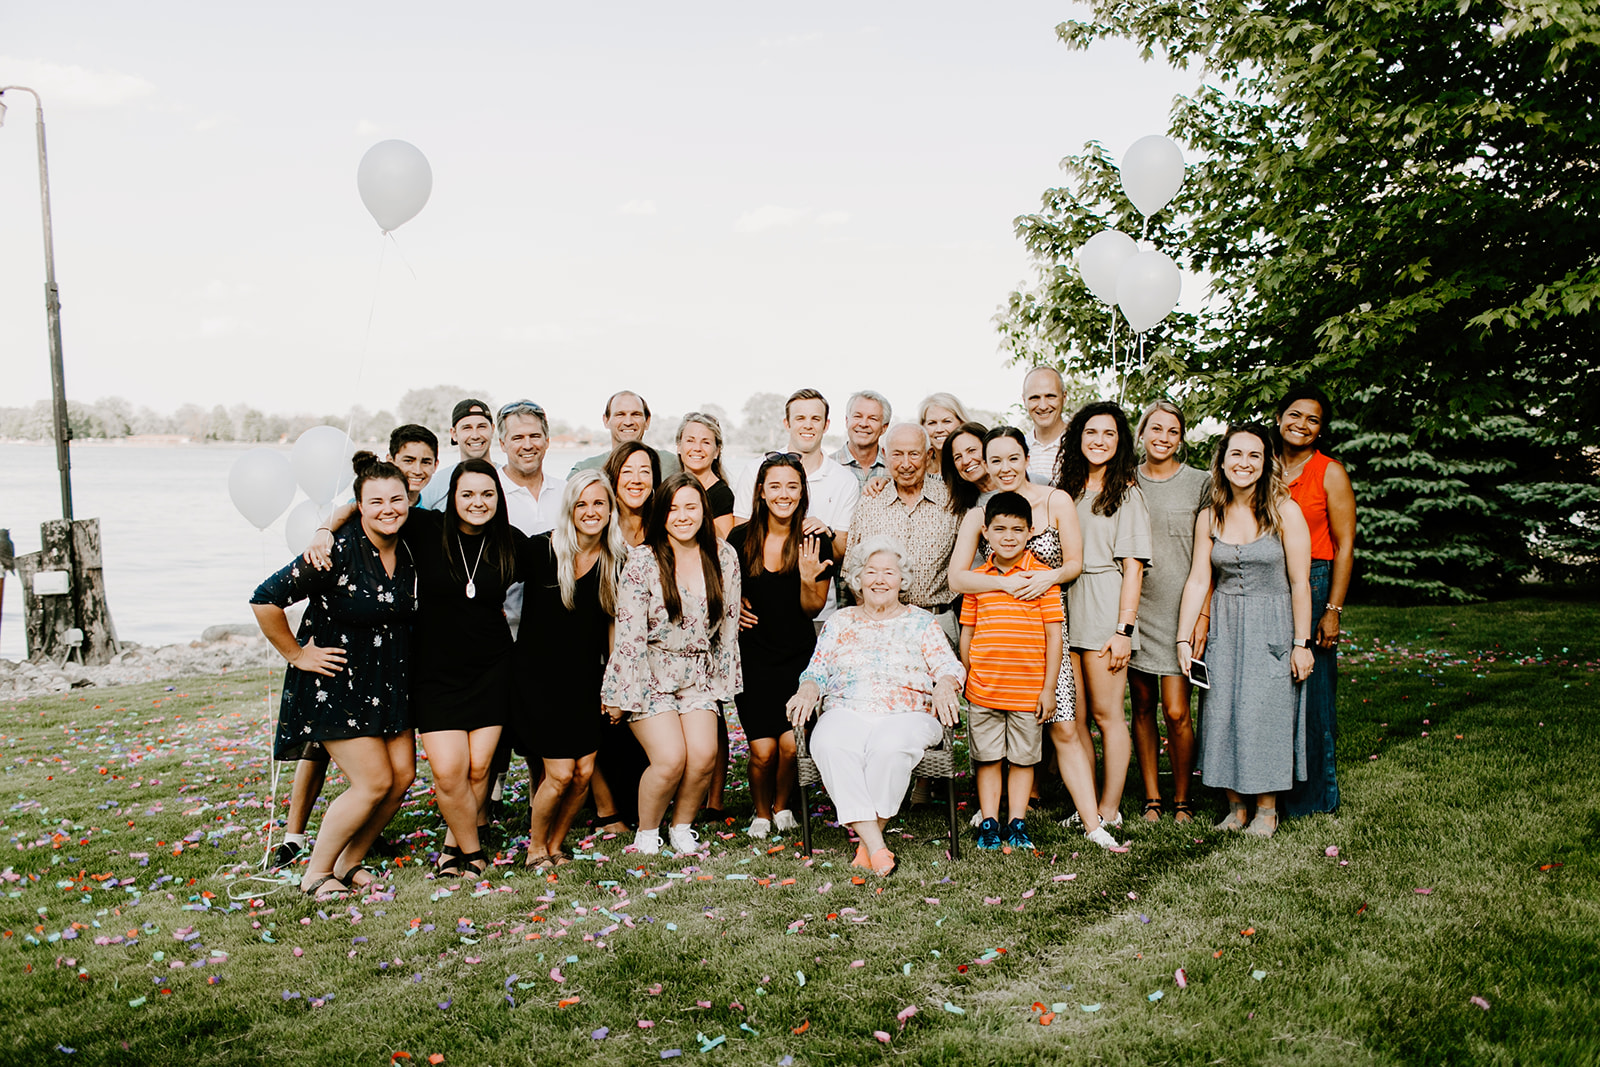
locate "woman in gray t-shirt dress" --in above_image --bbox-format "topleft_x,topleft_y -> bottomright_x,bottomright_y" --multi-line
1128,402 -> 1211,824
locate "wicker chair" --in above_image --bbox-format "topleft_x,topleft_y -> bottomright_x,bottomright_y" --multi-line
794,715 -> 964,860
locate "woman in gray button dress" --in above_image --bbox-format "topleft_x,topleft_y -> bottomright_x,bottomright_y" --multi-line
1175,425 -> 1315,837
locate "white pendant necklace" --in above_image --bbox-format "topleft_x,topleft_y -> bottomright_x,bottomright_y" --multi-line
458,534 -> 486,599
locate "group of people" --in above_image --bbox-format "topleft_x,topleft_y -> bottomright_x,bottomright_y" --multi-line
250,372 -> 1355,898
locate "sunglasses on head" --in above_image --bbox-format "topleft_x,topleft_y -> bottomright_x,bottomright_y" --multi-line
765,451 -> 802,463
498,400 -> 545,418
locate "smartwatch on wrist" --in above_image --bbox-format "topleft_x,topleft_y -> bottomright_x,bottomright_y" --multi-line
1293,637 -> 1312,649
1115,622 -> 1135,638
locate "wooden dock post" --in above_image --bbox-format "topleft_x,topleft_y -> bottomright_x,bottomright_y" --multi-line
14,518 -> 120,665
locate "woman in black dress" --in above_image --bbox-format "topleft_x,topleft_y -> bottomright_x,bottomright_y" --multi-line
730,453 -> 832,839
516,470 -> 628,867
251,453 -> 418,900
677,413 -> 736,538
406,458 -> 526,880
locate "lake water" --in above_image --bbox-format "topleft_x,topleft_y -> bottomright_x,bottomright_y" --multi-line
0,441 -> 765,662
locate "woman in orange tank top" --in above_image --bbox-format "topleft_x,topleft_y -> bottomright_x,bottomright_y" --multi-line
1275,384 -> 1356,816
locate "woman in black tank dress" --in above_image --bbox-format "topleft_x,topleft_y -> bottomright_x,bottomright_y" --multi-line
515,470 -> 628,867
732,453 -> 832,839
406,459 -> 526,880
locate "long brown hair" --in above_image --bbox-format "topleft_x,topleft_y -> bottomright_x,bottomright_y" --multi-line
1206,423 -> 1288,538
604,441 -> 663,525
645,472 -> 725,644
1056,401 -> 1138,516
440,458 -> 519,587
740,452 -> 810,578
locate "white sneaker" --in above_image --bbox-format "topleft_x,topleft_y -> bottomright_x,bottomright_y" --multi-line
747,818 -> 771,840
1085,826 -> 1121,850
1103,811 -> 1124,830
773,810 -> 798,833
668,824 -> 701,855
629,828 -> 661,855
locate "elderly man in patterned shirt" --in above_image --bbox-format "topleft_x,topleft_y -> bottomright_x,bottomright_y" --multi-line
841,422 -> 962,646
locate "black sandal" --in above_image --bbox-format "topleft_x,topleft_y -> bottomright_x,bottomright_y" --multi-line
301,873 -> 350,901
1142,799 -> 1165,821
434,844 -> 466,879
1172,800 -> 1197,824
335,864 -> 379,891
457,849 -> 489,878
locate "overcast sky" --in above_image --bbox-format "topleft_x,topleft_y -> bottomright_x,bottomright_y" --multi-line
1,3 -> 1195,431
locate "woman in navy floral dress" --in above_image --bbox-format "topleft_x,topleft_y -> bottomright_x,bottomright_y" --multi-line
251,454 -> 418,899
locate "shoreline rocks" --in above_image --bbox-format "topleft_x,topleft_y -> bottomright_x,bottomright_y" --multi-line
0,632 -> 283,701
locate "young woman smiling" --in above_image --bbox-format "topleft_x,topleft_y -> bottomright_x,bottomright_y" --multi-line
1128,401 -> 1211,824
602,473 -> 742,856
404,459 -> 526,881
1055,402 -> 1152,834
730,454 -> 832,839
516,470 -> 629,868
251,453 -> 419,900
1176,424 -> 1314,837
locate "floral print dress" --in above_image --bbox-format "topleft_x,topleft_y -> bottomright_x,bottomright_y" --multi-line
600,542 -> 742,721
251,525 -> 417,759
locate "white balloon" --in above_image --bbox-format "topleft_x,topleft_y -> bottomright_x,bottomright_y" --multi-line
1116,251 -> 1183,334
1075,229 -> 1141,306
228,448 -> 296,531
284,499 -> 333,556
357,140 -> 433,232
1120,135 -> 1186,217
291,426 -> 354,506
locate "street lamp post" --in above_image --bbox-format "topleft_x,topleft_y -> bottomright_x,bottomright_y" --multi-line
0,85 -> 75,522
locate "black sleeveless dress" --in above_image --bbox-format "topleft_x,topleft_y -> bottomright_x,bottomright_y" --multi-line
731,523 -> 818,741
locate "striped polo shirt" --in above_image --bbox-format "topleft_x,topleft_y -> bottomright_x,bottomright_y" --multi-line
958,550 -> 1063,712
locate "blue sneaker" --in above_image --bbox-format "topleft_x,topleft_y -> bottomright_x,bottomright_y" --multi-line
976,817 -> 1002,850
1003,818 -> 1034,851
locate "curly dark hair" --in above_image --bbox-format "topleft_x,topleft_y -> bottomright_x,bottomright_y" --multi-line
1055,401 -> 1138,516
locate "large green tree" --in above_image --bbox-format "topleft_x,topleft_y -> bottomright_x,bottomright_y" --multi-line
1003,0 -> 1599,434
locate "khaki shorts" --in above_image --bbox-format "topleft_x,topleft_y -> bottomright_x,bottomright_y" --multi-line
967,703 -> 1043,765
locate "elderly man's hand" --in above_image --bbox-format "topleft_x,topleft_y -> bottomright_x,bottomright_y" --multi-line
932,676 -> 962,726
786,681 -> 822,728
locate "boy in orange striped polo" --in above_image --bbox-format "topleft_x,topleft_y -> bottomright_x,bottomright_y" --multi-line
958,491 -> 1062,851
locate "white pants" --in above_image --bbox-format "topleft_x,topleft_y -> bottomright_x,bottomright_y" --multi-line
809,706 -> 943,824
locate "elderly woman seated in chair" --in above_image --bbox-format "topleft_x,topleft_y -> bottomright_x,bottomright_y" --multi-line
785,535 -> 965,877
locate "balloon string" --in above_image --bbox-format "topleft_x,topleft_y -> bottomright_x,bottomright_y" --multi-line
1109,307 -> 1117,397
343,235 -> 390,444
386,231 -> 419,281
259,529 -> 281,872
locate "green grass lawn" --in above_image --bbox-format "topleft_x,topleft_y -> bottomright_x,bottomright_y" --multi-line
2,596 -> 1596,1065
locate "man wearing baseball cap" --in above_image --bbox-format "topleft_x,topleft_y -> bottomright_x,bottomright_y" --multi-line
419,398 -> 496,510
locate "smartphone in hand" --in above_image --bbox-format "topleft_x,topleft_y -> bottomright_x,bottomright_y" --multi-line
1186,658 -> 1210,689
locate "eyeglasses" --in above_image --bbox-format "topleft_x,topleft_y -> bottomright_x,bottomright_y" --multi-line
498,400 -> 546,418
764,451 -> 802,463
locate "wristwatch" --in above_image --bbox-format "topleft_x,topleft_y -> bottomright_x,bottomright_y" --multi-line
1115,622 -> 1136,638
1293,637 -> 1312,649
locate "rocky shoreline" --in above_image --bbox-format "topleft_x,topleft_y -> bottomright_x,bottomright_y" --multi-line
0,625 -> 284,701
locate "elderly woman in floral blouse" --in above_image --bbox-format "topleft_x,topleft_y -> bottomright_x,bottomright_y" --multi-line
786,534 -> 965,877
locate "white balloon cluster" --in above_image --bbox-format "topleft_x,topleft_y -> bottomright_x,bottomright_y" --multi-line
1076,135 -> 1188,337
228,427 -> 355,552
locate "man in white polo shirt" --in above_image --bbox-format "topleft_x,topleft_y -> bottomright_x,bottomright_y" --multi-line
733,388 -> 859,619
1023,366 -> 1070,485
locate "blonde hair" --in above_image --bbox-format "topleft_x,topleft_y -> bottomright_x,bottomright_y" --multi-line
918,392 -> 971,428
675,412 -> 729,484
552,469 -> 628,614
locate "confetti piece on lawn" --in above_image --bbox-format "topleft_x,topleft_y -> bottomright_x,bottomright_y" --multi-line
1080,1003 -> 1101,1012
942,1002 -> 965,1015
697,1000 -> 713,1009
550,968 -> 565,982
55,1045 -> 75,1054
1471,996 -> 1491,1011
902,963 -> 913,975
1175,968 -> 1187,988
1251,970 -> 1267,981
1414,888 -> 1434,895
1052,873 -> 1077,881
1148,990 -> 1164,1001
1325,846 -> 1339,857
850,960 -> 864,968
128,996 -> 147,1008
661,1051 -> 682,1059
592,1028 -> 609,1040
391,1054 -> 412,1062
639,1020 -> 655,1029
698,1034 -> 726,1052
558,997 -> 581,1008
791,1020 -> 810,1035
428,1057 -> 444,1066
438,1000 -> 452,1010
874,1031 -> 892,1044
795,971 -> 806,987
983,896 -> 1002,905
897,1005 -> 917,1026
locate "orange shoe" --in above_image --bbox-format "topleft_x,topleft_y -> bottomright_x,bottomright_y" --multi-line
870,848 -> 897,878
